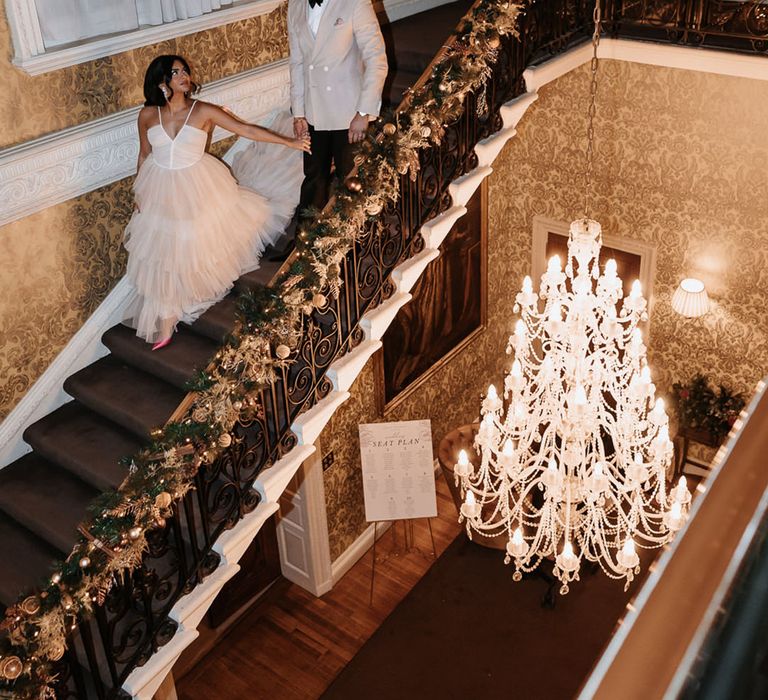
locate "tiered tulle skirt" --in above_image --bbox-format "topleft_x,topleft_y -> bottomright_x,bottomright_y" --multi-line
123,130 -> 299,343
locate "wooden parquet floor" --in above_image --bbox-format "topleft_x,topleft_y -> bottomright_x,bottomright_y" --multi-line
177,473 -> 462,700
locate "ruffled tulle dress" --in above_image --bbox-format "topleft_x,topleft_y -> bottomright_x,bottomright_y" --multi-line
123,102 -> 300,343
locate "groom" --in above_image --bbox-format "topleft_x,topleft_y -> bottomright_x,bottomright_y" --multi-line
287,0 -> 388,226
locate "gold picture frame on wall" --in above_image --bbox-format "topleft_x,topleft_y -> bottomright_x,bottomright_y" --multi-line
374,181 -> 488,415
531,215 -> 658,319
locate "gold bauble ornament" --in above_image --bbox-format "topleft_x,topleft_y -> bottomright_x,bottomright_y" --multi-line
345,176 -> 363,193
20,596 -> 40,615
275,344 -> 291,360
382,122 -> 397,136
192,408 -> 207,423
218,433 -> 232,448
155,492 -> 172,510
79,557 -> 90,569
1,656 -> 23,681
420,126 -> 432,138
488,32 -> 501,49
365,201 -> 383,216
313,293 -> 327,308
233,400 -> 243,411
61,594 -> 73,611
128,526 -> 142,541
48,641 -> 66,662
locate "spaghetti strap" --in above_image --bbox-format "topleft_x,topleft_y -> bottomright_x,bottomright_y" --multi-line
157,106 -> 162,127
183,101 -> 196,127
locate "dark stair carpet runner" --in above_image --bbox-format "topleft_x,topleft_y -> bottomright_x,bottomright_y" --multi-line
0,0 -> 477,688
0,262 -> 280,615
382,0 -> 474,107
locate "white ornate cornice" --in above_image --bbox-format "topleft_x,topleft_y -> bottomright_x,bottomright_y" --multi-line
7,0 -> 284,75
0,60 -> 290,229
6,0 -> 439,75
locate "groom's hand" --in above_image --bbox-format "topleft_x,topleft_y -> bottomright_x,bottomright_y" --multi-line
293,117 -> 309,139
348,113 -> 368,144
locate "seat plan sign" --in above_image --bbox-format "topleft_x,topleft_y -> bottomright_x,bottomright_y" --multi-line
359,419 -> 437,522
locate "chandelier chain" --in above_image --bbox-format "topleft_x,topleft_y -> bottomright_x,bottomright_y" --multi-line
583,0 -> 602,218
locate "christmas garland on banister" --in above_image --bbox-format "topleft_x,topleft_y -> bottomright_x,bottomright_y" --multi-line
0,1 -> 521,696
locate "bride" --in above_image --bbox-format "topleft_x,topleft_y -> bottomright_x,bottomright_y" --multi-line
124,54 -> 311,349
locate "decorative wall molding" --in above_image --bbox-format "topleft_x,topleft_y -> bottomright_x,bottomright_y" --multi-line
522,37 -> 768,95
0,60 -> 290,228
377,0 -> 455,23
6,0 -> 452,76
6,0 -> 283,76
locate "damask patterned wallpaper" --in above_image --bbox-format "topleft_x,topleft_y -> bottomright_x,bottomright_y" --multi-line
322,59 -> 768,560
0,181 -> 131,416
0,5 -> 288,149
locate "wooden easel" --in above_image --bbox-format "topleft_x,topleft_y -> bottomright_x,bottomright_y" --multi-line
368,518 -> 438,605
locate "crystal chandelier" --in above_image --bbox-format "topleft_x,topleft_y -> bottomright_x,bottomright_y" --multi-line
454,0 -> 691,593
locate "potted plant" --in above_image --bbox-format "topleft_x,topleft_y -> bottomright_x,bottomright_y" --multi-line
671,374 -> 746,447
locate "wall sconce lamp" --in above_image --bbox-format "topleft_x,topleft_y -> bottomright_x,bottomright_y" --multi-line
672,278 -> 709,318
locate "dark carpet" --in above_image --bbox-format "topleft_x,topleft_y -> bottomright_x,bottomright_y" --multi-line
323,535 -> 652,700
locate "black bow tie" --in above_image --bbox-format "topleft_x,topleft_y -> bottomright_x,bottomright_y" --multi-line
308,0 -> 323,7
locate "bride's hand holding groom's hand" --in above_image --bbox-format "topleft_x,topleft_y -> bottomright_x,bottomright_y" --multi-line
288,133 -> 312,153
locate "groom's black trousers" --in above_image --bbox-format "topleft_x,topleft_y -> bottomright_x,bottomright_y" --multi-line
298,124 -> 354,219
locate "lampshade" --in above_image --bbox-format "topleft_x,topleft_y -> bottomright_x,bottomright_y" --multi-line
671,278 -> 709,318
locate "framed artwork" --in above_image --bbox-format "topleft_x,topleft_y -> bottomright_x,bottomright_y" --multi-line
375,181 -> 488,413
531,215 -> 657,317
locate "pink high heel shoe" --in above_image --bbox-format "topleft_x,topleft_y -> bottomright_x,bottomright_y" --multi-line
151,336 -> 173,351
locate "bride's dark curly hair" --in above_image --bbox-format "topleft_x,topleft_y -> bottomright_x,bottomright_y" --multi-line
143,55 -> 200,106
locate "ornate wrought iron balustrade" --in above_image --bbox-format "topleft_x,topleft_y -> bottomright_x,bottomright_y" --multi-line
608,0 -> 768,53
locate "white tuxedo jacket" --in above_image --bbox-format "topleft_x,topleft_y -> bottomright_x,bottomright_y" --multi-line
288,0 -> 388,131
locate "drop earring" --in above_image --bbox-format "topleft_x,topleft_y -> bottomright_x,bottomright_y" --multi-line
160,86 -> 169,100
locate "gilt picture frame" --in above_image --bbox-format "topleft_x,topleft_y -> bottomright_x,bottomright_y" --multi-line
375,182 -> 488,414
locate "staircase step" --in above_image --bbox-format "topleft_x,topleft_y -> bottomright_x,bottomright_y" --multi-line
0,454 -> 99,554
0,512 -> 60,610
234,261 -> 281,294
385,68 -> 423,106
102,323 -> 218,390
64,356 -> 185,439
386,0 -> 474,73
187,293 -> 238,343
24,401 -> 142,492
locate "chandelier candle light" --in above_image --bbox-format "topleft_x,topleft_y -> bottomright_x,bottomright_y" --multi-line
454,0 -> 690,593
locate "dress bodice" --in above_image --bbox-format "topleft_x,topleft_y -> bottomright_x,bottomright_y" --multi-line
147,102 -> 207,170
